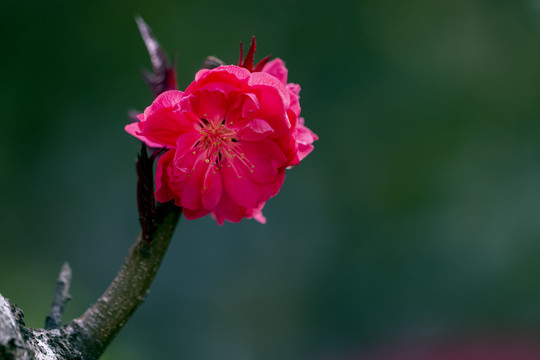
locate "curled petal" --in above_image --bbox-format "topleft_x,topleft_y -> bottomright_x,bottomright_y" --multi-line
125,122 -> 168,148
139,90 -> 193,147
297,143 -> 315,162
248,72 -> 290,110
287,87 -> 301,119
248,202 -> 267,224
261,58 -> 288,84
240,93 -> 260,118
189,65 -> 251,93
287,83 -> 301,96
237,119 -> 274,142
296,125 -> 318,161
296,119 -> 319,144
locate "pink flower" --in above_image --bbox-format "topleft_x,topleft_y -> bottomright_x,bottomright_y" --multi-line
260,58 -> 318,165
126,43 -> 317,224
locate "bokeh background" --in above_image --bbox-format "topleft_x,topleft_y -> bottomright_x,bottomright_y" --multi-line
3,0 -> 540,359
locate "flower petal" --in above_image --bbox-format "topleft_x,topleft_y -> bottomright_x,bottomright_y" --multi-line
248,72 -> 290,111
183,90 -> 230,124
297,143 -> 315,162
140,90 -> 199,147
188,65 -> 251,94
174,132 -> 203,162
287,83 -> 301,96
248,202 -> 267,224
222,160 -> 285,208
125,122 -> 170,148
294,118 -> 318,162
180,161 -> 206,209
155,150 -> 184,204
183,207 -> 212,220
261,58 -> 288,84
202,165 -> 223,210
222,164 -> 259,208
240,93 -> 260,118
235,139 -> 287,184
213,191 -> 250,224
237,118 -> 274,142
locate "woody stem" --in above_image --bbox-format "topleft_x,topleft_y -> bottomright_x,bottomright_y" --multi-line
68,204 -> 182,358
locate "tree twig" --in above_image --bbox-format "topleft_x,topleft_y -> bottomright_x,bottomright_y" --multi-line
45,262 -> 72,330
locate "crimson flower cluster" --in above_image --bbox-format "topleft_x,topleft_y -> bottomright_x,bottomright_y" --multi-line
126,39 -> 317,224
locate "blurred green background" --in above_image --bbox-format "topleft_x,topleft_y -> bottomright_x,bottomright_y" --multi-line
2,0 -> 540,359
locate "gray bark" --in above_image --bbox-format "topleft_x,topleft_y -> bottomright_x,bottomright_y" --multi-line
0,294 -> 33,360
0,206 -> 181,360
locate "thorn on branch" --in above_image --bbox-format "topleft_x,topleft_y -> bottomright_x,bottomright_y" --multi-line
45,262 -> 72,330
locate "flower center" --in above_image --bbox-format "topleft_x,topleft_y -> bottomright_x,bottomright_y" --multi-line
198,118 -> 235,161
195,117 -> 254,177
